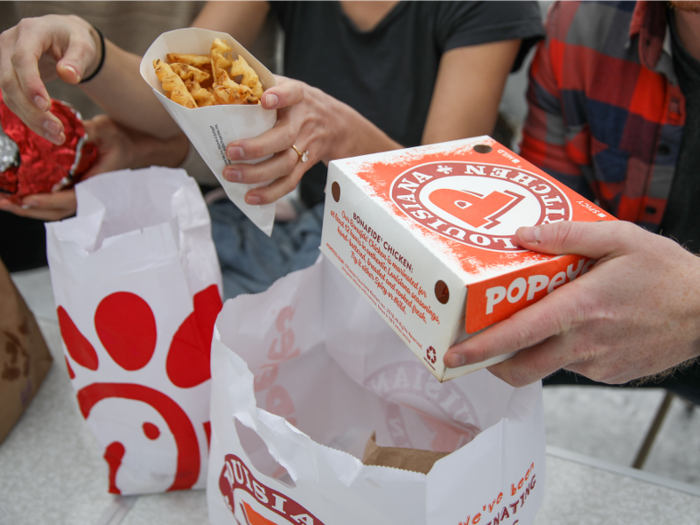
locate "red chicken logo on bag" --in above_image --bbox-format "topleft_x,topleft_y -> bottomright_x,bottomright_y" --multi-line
57,284 -> 222,494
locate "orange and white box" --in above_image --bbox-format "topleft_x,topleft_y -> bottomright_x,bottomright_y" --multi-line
320,136 -> 616,382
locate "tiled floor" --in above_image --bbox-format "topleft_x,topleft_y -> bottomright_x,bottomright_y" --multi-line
544,384 -> 700,486
10,265 -> 700,490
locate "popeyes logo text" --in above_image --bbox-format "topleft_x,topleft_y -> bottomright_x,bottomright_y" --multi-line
389,162 -> 572,252
483,257 -> 595,315
458,463 -> 537,525
219,454 -> 324,525
466,256 -> 595,333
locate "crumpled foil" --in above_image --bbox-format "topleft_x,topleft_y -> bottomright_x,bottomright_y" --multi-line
0,93 -> 98,202
0,128 -> 20,173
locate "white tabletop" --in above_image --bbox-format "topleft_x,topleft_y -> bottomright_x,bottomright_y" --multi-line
2,272 -> 699,525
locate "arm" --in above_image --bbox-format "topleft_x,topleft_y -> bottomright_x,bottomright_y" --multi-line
422,39 -> 521,143
222,39 -> 522,205
0,2 -> 271,143
0,114 -> 190,221
215,77 -> 403,206
191,1 -> 270,49
0,15 -> 178,141
443,221 -> 700,387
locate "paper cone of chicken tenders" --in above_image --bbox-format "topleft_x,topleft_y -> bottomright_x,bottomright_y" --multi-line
140,28 -> 277,236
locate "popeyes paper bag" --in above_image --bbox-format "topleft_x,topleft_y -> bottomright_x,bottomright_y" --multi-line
46,167 -> 223,495
140,28 -> 277,236
208,257 -> 545,525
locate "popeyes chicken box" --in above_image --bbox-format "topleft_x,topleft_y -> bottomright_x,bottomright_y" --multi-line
320,136 -> 616,382
140,28 -> 277,235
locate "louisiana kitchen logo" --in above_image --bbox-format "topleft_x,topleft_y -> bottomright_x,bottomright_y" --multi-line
220,454 -> 324,525
389,162 -> 572,252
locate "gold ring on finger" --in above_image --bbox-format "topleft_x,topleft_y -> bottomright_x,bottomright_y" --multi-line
291,144 -> 309,164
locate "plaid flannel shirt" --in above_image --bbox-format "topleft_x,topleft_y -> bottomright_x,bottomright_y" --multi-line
520,1 -> 686,232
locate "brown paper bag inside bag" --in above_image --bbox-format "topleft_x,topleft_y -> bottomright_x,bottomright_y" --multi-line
0,258 -> 53,444
362,432 -> 450,475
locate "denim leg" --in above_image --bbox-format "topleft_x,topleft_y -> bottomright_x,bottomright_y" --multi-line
209,200 -> 324,300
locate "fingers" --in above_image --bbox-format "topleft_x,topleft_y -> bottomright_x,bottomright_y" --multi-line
516,220 -> 638,259
53,19 -> 100,83
0,16 -> 99,145
0,191 -> 77,221
261,77 -> 304,111
444,282 -> 582,370
245,163 -> 308,205
484,336 -> 572,388
223,148 -> 309,205
0,29 -> 63,144
225,79 -> 306,162
225,107 -> 301,162
220,78 -> 314,204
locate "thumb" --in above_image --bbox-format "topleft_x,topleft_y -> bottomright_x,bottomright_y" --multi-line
516,220 -> 633,260
261,77 -> 303,110
55,32 -> 101,84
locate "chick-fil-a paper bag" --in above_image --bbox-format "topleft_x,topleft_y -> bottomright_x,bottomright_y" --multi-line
140,28 -> 277,235
46,167 -> 223,494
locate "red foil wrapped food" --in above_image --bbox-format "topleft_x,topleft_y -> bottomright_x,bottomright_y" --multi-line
0,94 -> 98,203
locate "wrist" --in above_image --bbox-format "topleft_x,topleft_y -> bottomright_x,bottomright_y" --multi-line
325,100 -> 400,162
134,131 -> 189,169
80,25 -> 105,84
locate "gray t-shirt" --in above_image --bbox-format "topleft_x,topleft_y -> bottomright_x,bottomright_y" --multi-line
270,1 -> 545,207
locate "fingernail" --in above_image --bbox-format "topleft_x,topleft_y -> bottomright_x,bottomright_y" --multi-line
247,195 -> 261,205
264,93 -> 279,108
45,132 -> 65,145
224,169 -> 241,182
64,65 -> 80,82
43,120 -> 60,134
34,95 -> 48,111
20,203 -> 33,210
445,353 -> 467,368
519,226 -> 541,244
227,146 -> 244,160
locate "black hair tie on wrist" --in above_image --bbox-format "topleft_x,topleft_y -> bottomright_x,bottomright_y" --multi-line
79,26 -> 105,84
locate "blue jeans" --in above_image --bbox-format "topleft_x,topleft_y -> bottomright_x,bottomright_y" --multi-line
209,199 -> 324,300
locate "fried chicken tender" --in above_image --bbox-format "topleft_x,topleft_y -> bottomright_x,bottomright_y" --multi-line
210,38 -> 252,105
185,79 -> 217,107
170,63 -> 211,84
210,38 -> 234,71
153,59 -> 197,109
230,55 -> 263,102
166,53 -> 212,69
155,38 -> 264,108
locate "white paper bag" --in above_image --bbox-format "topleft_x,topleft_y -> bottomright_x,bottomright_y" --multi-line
140,28 -> 278,236
46,167 -> 223,495
207,257 -> 545,525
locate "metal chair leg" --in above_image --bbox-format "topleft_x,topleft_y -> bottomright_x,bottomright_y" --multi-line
632,391 -> 675,469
